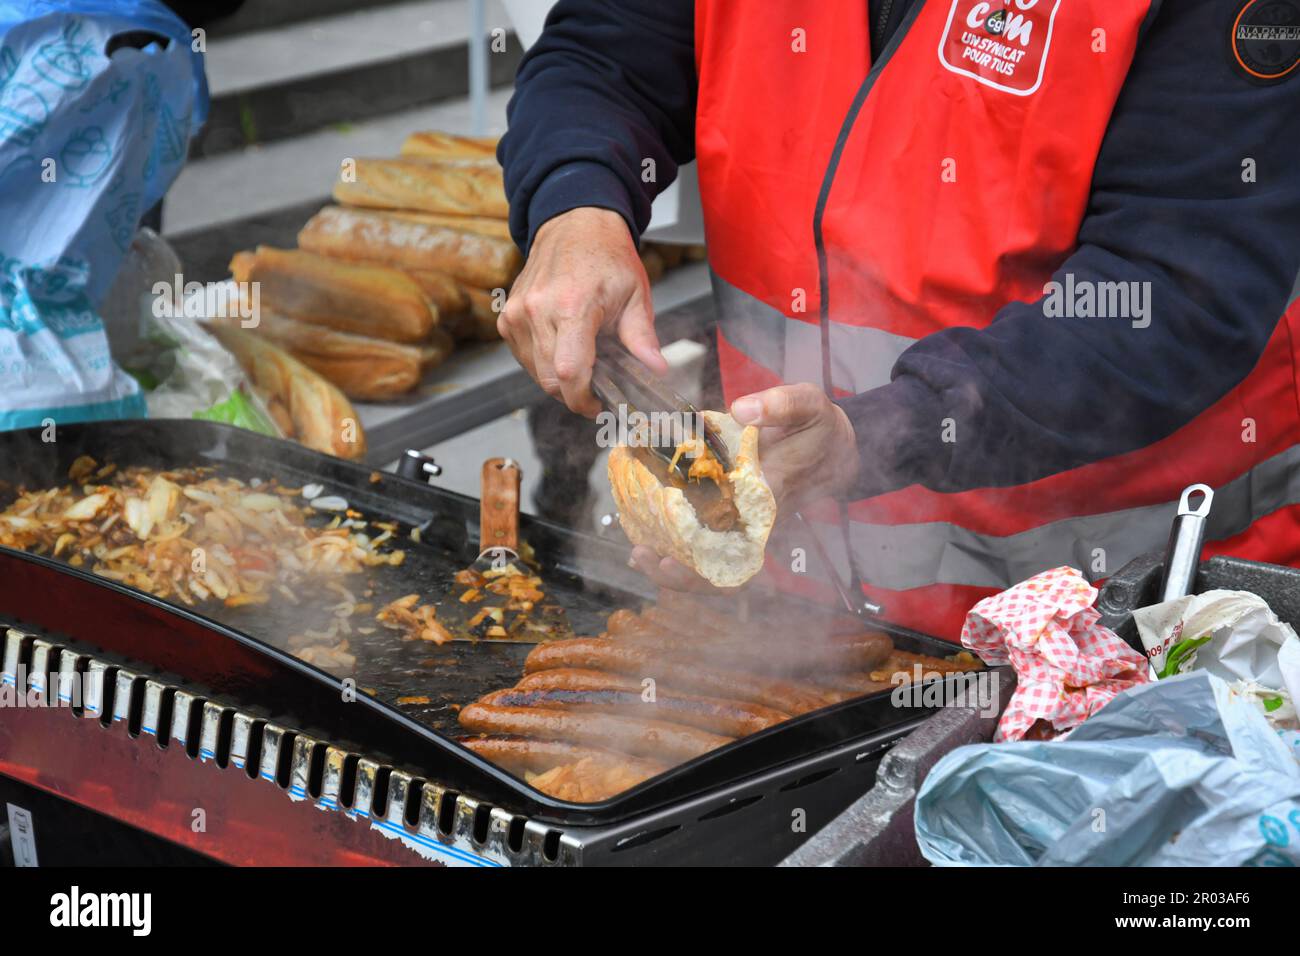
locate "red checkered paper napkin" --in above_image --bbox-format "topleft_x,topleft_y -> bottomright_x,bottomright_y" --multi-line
961,566 -> 1151,742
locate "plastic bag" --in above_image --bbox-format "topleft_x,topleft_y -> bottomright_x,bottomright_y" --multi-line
99,230 -> 279,436
0,0 -> 207,429
1133,589 -> 1300,728
914,672 -> 1300,866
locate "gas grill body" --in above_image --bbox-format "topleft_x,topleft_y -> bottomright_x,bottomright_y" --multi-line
0,421 -> 966,866
2,626 -> 924,866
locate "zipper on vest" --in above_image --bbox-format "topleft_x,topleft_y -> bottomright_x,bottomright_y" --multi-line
872,0 -> 896,58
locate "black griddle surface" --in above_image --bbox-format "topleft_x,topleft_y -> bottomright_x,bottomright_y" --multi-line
0,427 -> 633,739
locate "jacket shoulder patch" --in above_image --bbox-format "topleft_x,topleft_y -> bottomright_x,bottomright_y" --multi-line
1231,0 -> 1300,83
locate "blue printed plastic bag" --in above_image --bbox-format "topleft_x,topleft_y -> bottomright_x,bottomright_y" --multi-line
914,672 -> 1300,866
0,0 -> 206,429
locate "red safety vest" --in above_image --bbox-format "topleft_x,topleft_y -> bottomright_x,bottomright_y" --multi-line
694,0 -> 1300,640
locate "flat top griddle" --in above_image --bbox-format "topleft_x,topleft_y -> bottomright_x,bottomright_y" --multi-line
1,422 -> 636,739
0,420 -> 960,825
148,466 -> 613,740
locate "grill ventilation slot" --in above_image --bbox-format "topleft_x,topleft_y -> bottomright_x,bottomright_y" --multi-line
1,626 -> 558,866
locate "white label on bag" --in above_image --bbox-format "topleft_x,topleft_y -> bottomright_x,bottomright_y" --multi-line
6,802 -> 38,866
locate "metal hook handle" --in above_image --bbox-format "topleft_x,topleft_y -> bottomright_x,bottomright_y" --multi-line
1158,483 -> 1214,605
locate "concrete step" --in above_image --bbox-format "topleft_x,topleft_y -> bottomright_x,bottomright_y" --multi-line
203,0 -> 417,38
165,88 -> 513,281
196,0 -> 520,157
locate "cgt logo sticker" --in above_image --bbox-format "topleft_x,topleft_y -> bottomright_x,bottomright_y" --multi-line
1231,0 -> 1300,83
939,0 -> 1063,96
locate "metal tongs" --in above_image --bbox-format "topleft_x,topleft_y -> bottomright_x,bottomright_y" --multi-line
590,338 -> 732,481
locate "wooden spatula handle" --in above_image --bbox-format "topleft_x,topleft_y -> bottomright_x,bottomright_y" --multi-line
480,457 -> 521,553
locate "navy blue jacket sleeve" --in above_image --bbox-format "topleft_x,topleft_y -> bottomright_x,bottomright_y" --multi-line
497,0 -> 696,252
840,0 -> 1300,498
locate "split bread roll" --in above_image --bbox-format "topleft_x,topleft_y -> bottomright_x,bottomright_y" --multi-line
401,131 -> 499,160
298,206 -> 521,290
333,156 -> 508,218
230,246 -> 436,343
607,412 -> 776,588
205,324 -> 367,461
228,310 -> 453,401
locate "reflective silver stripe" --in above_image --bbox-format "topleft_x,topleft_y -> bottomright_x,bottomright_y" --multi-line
786,442 -> 1300,592
710,270 -> 915,392
714,270 -> 1300,591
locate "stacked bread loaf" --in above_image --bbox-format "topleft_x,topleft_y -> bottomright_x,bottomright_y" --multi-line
301,130 -> 520,350
223,130 -> 705,404
218,132 -> 514,405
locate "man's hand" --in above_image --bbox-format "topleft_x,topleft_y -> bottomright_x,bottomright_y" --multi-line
729,383 -> 859,512
498,207 -> 667,417
630,383 -> 860,590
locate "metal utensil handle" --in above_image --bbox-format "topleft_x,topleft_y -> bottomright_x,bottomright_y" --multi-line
479,457 -> 521,555
1157,483 -> 1213,604
794,512 -> 884,618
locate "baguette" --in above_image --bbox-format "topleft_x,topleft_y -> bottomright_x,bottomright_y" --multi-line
388,209 -> 513,242
446,285 -> 502,342
401,130 -> 499,160
639,246 -> 666,283
607,411 -> 776,588
651,242 -> 686,269
204,324 -> 366,460
287,255 -> 468,315
419,327 -> 456,372
229,245 -> 436,342
298,206 -> 521,289
235,310 -> 452,401
334,156 -> 508,218
406,269 -> 470,315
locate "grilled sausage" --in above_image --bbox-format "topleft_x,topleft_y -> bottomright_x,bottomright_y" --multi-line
522,638 -> 838,715
654,590 -> 874,637
811,673 -> 897,697
515,668 -> 789,730
516,667 -> 649,695
605,608 -> 641,634
458,702 -> 732,762
459,734 -> 667,777
614,615 -> 894,673
651,591 -> 745,634
872,649 -> 981,682
479,685 -> 789,738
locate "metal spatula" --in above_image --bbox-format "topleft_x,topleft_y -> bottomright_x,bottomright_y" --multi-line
437,458 -> 573,642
